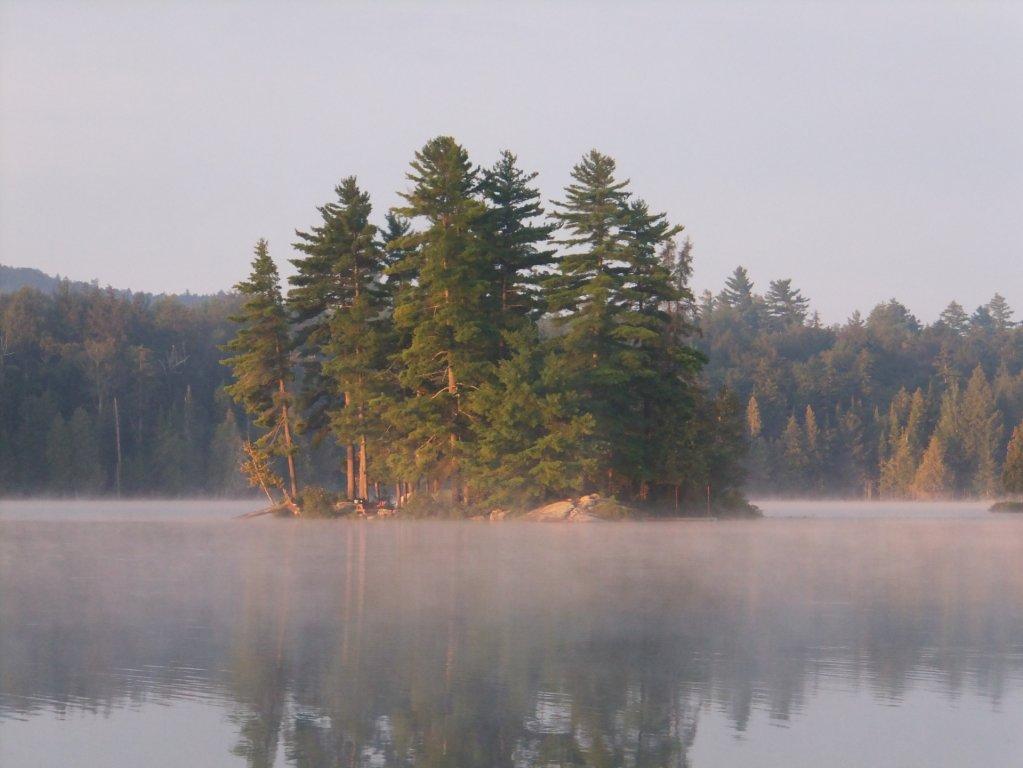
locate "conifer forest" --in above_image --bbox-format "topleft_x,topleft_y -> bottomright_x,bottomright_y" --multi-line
3,137 -> 1023,509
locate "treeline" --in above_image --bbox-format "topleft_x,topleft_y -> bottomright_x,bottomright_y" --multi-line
222,136 -> 745,513
0,284 -> 253,496
698,267 -> 1023,498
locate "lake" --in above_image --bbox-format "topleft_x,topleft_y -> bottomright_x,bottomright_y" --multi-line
1,500 -> 1021,767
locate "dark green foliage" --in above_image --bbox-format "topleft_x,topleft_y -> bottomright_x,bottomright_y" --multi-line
289,177 -> 395,498
465,326 -> 595,506
543,150 -> 704,500
701,271 -> 1023,497
765,279 -> 809,329
386,136 -> 497,488
478,150 -> 556,329
0,279 -> 263,496
221,240 -> 299,499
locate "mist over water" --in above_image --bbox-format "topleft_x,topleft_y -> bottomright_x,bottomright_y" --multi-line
1,501 -> 1022,767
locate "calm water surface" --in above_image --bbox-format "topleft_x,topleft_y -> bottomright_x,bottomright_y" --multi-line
1,500 -> 1022,767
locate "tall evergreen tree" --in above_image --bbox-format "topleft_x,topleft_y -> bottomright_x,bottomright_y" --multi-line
222,240 -> 299,501
720,266 -> 755,309
478,150 -> 555,333
988,293 -> 1015,331
293,178 -> 394,500
387,136 -> 496,498
545,150 -> 699,498
289,178 -> 387,497
765,279 -> 809,328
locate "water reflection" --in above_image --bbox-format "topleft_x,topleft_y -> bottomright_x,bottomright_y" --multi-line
2,515 -> 1022,767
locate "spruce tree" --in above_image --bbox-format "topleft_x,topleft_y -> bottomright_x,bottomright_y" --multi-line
222,240 -> 299,502
387,136 -> 496,499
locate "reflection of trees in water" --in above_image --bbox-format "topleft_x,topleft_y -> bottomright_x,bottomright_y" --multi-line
2,520 -> 1022,767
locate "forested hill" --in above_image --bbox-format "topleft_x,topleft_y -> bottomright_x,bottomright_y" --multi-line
700,267 -> 1023,498
0,265 -> 70,294
0,264 -> 225,306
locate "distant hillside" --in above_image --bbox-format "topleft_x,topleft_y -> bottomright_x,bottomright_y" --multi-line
0,263 -> 226,305
0,264 -> 88,294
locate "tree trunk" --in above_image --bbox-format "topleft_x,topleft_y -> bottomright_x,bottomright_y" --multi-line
278,379 -> 299,501
113,396 -> 123,497
346,446 -> 355,500
358,435 -> 368,499
344,391 -> 355,499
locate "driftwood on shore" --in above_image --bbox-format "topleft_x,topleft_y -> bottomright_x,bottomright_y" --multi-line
235,506 -> 279,519
235,500 -> 300,519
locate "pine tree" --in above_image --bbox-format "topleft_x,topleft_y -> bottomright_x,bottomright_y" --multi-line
1003,423 -> 1023,496
387,136 -> 496,499
290,177 -> 390,498
911,434 -> 949,499
720,266 -> 755,309
222,240 -> 299,502
988,293 -> 1015,331
765,278 -> 809,328
293,178 -> 395,500
545,150 -> 697,498
477,151 -> 555,333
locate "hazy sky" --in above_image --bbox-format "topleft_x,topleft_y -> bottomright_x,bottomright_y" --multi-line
1,1 -> 1020,322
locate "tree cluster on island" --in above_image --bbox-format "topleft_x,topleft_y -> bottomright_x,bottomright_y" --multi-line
221,137 -> 748,517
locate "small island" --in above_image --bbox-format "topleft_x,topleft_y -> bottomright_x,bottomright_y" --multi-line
222,137 -> 751,520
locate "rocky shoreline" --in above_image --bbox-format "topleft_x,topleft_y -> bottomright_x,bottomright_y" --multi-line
244,492 -> 760,521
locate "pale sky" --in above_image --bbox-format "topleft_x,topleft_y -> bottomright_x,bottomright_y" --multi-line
1,1 -> 1020,322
